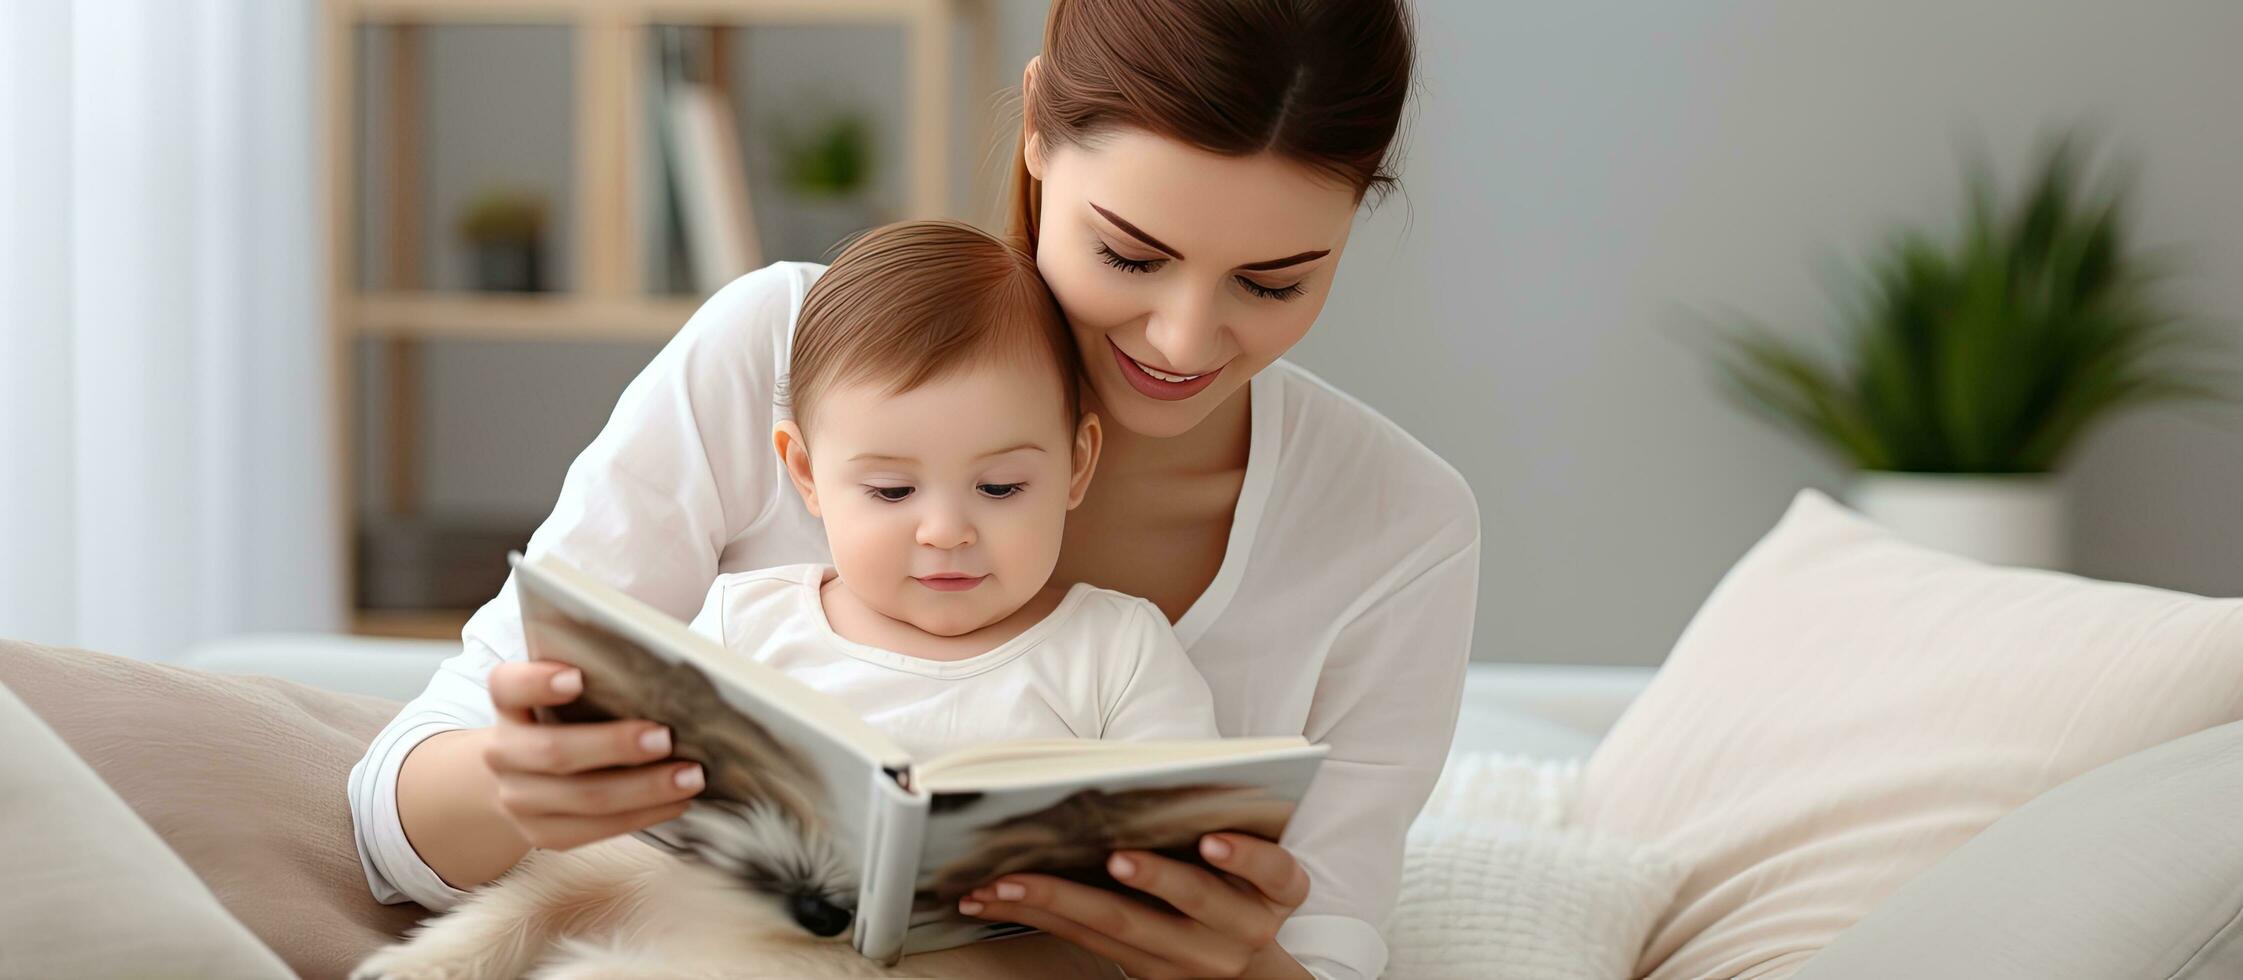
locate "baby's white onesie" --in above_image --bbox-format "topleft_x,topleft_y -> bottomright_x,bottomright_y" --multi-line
687,564 -> 1220,760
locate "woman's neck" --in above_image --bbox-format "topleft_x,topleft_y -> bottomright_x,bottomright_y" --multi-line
1059,378 -> 1255,623
1084,380 -> 1253,482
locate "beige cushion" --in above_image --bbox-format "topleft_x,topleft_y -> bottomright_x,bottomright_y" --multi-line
1795,719 -> 2243,980
0,640 -> 426,979
1576,490 -> 2243,979
0,676 -> 293,978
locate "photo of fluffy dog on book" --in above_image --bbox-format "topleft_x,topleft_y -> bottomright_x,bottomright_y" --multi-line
352,554 -> 1322,979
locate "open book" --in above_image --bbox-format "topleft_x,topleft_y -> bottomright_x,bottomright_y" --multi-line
510,553 -> 1327,965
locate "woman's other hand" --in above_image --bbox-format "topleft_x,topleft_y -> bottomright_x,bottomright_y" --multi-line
957,832 -> 1313,979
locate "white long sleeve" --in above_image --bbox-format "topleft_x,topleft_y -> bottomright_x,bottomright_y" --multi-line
347,265 -> 1483,980
1275,531 -> 1480,980
347,263 -> 826,909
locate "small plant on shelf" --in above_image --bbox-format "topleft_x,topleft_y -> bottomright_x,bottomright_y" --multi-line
458,188 -> 551,293
773,110 -> 872,199
771,108 -> 876,259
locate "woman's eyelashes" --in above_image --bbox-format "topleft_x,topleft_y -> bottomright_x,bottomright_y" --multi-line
1094,241 -> 1162,274
861,483 -> 1028,503
1093,240 -> 1308,301
1238,278 -> 1307,301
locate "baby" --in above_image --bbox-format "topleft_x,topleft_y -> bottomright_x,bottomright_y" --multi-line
685,219 -> 1219,760
356,220 -> 1218,980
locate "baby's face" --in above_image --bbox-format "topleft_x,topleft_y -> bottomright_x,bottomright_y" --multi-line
793,360 -> 1090,637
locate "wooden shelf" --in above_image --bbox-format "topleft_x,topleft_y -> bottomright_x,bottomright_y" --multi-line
327,0 -> 996,638
352,291 -> 704,341
353,608 -> 474,641
345,0 -> 945,26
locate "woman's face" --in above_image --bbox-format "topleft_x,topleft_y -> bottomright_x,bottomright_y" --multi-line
1028,127 -> 1362,439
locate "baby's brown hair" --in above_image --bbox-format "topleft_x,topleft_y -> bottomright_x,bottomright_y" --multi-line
786,219 -> 1078,435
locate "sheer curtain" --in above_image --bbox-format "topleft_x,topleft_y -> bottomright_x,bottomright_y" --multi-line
0,1 -> 340,660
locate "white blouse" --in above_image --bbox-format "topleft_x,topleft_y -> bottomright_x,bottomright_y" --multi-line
347,263 -> 1481,980
686,563 -> 1221,762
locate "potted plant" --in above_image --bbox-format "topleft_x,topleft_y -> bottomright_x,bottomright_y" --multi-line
1704,133 -> 2224,569
771,109 -> 874,258
458,188 -> 549,292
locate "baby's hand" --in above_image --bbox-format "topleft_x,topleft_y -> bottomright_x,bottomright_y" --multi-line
481,660 -> 706,850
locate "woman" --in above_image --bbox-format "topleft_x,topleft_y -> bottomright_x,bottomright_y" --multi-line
349,2 -> 1476,978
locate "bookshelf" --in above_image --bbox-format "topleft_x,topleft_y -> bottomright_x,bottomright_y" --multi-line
325,0 -> 997,640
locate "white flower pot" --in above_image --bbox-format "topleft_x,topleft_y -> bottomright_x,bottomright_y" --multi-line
1845,472 -> 2070,570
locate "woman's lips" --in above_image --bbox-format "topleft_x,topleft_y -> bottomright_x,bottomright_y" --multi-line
1110,338 -> 1223,402
914,574 -> 986,592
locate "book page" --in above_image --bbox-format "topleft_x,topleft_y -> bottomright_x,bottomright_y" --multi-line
895,744 -> 1327,956
915,736 -> 1314,791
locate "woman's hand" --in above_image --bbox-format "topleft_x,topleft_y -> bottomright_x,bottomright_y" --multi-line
482,660 -> 706,850
957,833 -> 1313,979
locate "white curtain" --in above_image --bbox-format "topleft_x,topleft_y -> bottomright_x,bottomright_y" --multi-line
0,1 -> 340,660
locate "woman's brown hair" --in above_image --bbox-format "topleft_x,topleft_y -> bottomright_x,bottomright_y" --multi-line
1010,0 -> 1415,252
786,219 -> 1078,435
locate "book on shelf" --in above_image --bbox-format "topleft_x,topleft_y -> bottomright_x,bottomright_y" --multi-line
651,27 -> 761,294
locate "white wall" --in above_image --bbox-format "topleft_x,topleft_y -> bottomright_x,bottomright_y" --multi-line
1292,0 -> 2243,664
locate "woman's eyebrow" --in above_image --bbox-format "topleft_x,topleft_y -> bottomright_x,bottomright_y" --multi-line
1090,203 -> 1183,258
1237,249 -> 1332,272
1088,203 -> 1328,271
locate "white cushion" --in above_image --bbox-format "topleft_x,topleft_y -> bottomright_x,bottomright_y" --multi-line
1420,752 -> 1586,827
1577,489 -> 2243,979
1389,754 -> 1684,980
1796,719 -> 2243,979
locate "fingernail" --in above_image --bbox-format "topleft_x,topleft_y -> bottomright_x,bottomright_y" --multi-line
640,727 -> 671,755
1108,854 -> 1136,879
1201,836 -> 1232,861
674,764 -> 703,791
552,670 -> 582,696
995,881 -> 1026,901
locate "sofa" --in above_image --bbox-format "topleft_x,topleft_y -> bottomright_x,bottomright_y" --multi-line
4,489 -> 2240,979
0,634 -> 1645,980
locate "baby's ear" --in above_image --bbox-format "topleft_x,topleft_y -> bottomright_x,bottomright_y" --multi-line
1066,412 -> 1103,510
773,421 -> 821,517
